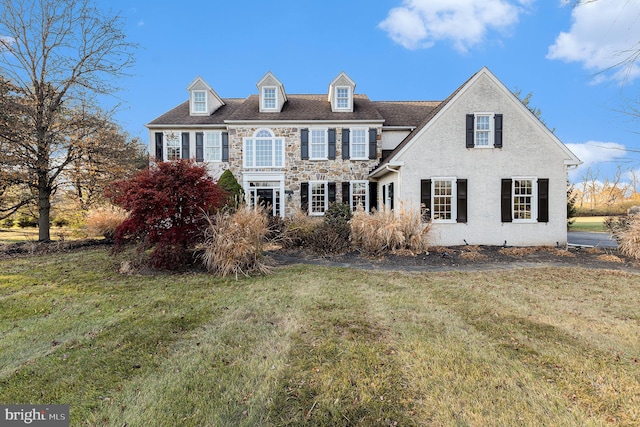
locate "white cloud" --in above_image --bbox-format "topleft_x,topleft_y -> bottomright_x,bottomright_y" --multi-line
547,0 -> 640,83
137,20 -> 145,27
566,140 -> 628,180
378,0 -> 532,52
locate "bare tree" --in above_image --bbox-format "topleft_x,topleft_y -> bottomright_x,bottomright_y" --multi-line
0,0 -> 136,241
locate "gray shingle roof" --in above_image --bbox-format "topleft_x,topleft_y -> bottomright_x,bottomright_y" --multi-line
146,99 -> 245,126
146,94 -> 443,127
373,101 -> 441,127
225,94 -> 384,122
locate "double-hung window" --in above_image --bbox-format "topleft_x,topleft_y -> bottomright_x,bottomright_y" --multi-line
350,128 -> 368,159
475,114 -> 492,147
262,87 -> 276,110
192,91 -> 207,113
336,87 -> 350,109
165,132 -> 181,160
310,128 -> 328,160
512,178 -> 535,221
244,129 -> 284,168
467,113 -> 502,148
432,179 -> 455,221
421,178 -> 467,223
204,132 -> 222,161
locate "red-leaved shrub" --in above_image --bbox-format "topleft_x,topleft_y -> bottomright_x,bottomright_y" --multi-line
107,160 -> 227,269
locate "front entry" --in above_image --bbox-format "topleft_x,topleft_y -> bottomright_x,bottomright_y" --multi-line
247,182 -> 282,217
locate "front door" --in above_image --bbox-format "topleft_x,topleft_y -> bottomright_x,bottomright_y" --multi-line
248,182 -> 282,216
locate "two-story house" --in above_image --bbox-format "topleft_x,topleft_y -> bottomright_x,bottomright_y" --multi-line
146,67 -> 581,247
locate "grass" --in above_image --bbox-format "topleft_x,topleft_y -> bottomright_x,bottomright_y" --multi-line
1,249 -> 640,426
570,216 -> 608,232
0,227 -> 79,244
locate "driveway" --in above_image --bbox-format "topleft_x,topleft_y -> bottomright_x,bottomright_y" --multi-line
568,231 -> 618,248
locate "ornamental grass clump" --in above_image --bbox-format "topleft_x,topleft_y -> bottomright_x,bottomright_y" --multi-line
615,214 -> 640,260
350,203 -> 431,256
85,205 -> 129,240
200,205 -> 272,278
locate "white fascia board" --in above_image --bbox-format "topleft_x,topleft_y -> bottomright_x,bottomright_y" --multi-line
224,119 -> 385,125
146,124 -> 227,129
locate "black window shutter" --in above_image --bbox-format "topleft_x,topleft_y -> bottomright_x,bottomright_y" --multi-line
300,182 -> 309,213
389,182 -> 394,211
368,128 -> 377,159
328,129 -> 336,160
328,182 -> 336,203
421,179 -> 431,220
342,182 -> 350,205
301,129 -> 309,160
466,114 -> 475,148
195,132 -> 204,162
369,181 -> 377,212
181,133 -> 190,159
155,132 -> 163,161
342,129 -> 350,159
457,179 -> 468,223
222,132 -> 229,161
501,179 -> 513,222
494,114 -> 503,148
537,178 -> 549,223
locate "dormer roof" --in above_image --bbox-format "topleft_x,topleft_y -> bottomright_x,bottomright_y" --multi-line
186,76 -> 225,116
328,71 -> 356,112
256,71 -> 287,113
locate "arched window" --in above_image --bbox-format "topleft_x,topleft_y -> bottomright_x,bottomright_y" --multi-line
255,129 -> 273,138
244,128 -> 284,168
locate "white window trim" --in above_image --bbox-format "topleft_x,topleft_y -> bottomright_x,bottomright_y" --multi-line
191,90 -> 207,114
204,131 -> 222,162
474,112 -> 494,148
164,131 -> 181,161
262,86 -> 278,111
349,127 -> 368,160
242,172 -> 285,218
431,177 -> 457,223
335,86 -> 351,110
350,180 -> 369,211
309,180 -> 328,216
309,127 -> 328,160
512,176 -> 537,223
243,128 -> 285,169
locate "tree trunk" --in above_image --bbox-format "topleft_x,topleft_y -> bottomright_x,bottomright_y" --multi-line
37,175 -> 51,242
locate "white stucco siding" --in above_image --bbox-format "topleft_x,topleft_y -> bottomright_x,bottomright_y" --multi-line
396,73 -> 572,246
381,129 -> 411,151
147,128 -> 227,180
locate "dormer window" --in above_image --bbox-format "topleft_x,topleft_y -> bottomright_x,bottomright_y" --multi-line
192,91 -> 207,114
186,76 -> 224,116
336,87 -> 350,109
328,72 -> 356,112
262,87 -> 277,110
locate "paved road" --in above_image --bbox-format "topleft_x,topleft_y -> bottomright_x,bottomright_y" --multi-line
567,231 -> 618,248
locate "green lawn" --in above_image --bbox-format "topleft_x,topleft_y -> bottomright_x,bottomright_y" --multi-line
569,216 -> 608,232
1,248 -> 640,426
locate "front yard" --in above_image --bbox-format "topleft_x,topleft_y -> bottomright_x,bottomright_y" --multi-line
1,248 -> 640,426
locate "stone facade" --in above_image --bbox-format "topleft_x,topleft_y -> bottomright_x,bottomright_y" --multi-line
225,126 -> 381,216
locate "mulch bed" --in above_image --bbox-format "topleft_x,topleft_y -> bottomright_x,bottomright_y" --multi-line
2,239 -> 639,273
268,244 -> 640,272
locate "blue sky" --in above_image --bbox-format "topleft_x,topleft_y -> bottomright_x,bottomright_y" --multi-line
106,0 -> 640,185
